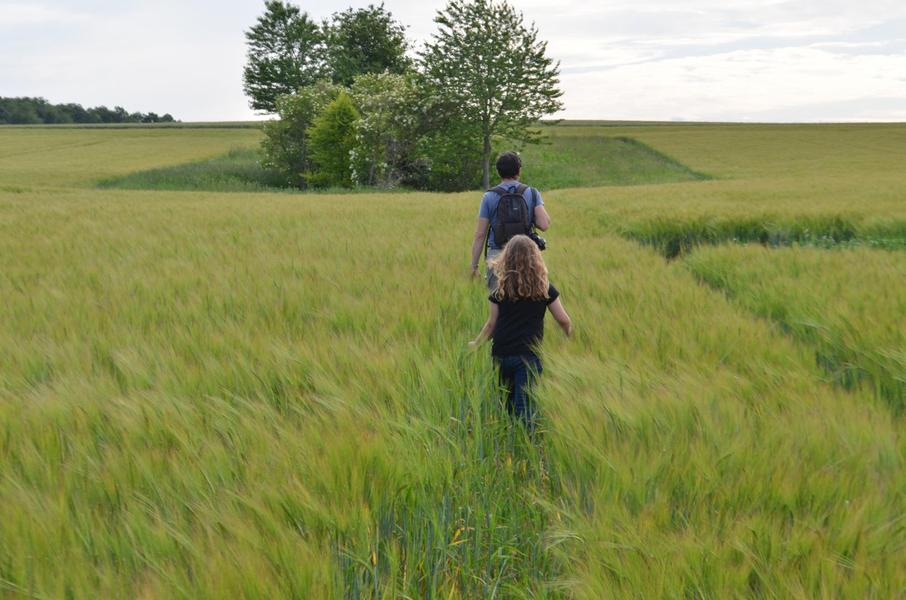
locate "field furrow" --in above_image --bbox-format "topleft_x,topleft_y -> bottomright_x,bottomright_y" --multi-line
686,244 -> 906,414
541,234 -> 904,598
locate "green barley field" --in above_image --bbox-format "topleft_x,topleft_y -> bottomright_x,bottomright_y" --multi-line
1,122 -> 904,598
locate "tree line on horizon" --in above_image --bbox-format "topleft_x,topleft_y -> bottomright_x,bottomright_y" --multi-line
245,0 -> 563,191
0,97 -> 176,125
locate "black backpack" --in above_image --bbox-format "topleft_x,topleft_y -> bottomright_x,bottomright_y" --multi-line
487,184 -> 533,255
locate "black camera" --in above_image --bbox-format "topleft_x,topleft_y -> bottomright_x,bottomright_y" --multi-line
528,231 -> 547,251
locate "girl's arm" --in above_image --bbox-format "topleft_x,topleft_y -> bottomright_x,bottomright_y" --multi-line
468,302 -> 499,348
548,298 -> 572,337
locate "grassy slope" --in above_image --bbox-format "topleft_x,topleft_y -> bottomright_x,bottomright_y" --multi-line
518,133 -> 708,189
1,123 -> 904,597
97,148 -> 291,193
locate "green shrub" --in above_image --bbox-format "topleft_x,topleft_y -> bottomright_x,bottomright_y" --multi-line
260,81 -> 342,188
305,92 -> 360,188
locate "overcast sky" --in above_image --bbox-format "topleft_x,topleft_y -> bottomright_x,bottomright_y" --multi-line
2,0 -> 906,122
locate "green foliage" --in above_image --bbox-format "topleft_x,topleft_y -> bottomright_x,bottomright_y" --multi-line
242,1 -> 327,113
542,235 -> 904,599
260,80 -> 342,187
305,92 -> 360,188
415,117 -> 485,191
348,73 -> 423,188
244,0 -> 565,191
0,97 -> 175,124
326,4 -> 412,86
242,2 -> 412,113
419,0 -> 564,188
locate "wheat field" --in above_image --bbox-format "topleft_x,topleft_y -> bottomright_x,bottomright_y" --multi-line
1,123 -> 904,598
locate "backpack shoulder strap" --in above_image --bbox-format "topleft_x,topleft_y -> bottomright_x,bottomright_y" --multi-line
515,184 -> 530,229
484,187 -> 506,259
530,187 -> 541,231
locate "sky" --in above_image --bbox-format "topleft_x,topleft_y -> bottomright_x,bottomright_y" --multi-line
2,0 -> 906,122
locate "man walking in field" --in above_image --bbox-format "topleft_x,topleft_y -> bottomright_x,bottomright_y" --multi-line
470,151 -> 551,291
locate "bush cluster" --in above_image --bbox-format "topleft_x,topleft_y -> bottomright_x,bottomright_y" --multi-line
262,74 -> 484,191
250,1 -> 563,192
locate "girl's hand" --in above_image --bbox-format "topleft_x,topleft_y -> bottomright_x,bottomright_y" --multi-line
467,339 -> 481,349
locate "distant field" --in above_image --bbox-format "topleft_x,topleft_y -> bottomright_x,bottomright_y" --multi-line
1,122 -> 904,598
0,127 -> 261,189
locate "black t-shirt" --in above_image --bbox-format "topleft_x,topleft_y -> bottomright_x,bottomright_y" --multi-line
489,283 -> 560,358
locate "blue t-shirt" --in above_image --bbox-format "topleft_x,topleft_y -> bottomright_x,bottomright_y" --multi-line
479,182 -> 544,250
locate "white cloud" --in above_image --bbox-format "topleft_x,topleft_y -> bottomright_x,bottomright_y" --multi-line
559,46 -> 906,121
1,0 -> 905,121
0,3 -> 88,28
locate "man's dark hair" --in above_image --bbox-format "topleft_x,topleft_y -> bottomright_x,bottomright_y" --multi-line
496,151 -> 521,179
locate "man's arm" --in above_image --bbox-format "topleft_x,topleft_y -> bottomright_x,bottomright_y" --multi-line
470,217 -> 490,277
534,205 -> 551,232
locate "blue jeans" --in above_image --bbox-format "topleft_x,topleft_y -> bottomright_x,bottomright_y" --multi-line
495,354 -> 542,428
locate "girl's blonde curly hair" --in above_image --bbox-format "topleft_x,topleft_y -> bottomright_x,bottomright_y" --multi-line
489,235 -> 549,301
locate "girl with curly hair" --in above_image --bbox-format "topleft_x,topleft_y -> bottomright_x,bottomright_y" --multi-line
469,235 -> 572,428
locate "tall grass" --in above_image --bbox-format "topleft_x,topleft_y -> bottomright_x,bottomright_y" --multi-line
2,188 -> 903,596
540,235 -> 904,597
0,190 -> 569,597
2,123 -> 905,596
686,244 -> 906,413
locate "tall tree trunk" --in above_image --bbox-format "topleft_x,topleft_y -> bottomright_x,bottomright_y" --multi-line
481,132 -> 492,190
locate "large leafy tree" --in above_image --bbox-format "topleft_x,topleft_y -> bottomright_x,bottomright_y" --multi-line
243,1 -> 326,113
325,4 -> 411,86
419,0 -> 563,189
